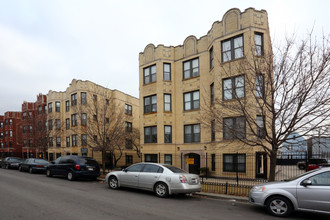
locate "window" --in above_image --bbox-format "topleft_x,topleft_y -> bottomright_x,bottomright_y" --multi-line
144,154 -> 158,163
55,119 -> 61,130
81,92 -> 87,104
0,122 -> 3,128
221,35 -> 244,62
183,58 -> 199,79
184,124 -> 200,143
9,130 -> 13,137
211,154 -> 216,171
163,63 -> 171,81
105,118 -> 109,123
37,121 -> 42,131
0,132 -> 3,138
257,116 -> 265,139
164,94 -> 171,112
144,126 -> 157,143
144,65 -> 156,84
81,134 -> 87,146
223,154 -> 246,172
93,94 -> 97,101
126,164 -> 144,172
211,120 -> 215,141
81,113 -> 87,126
125,122 -> 132,132
71,114 -> 77,126
56,137 -> 61,147
38,106 -> 42,115
223,117 -> 246,140
184,90 -> 200,111
143,164 -> 163,173
126,155 -> 133,166
255,32 -> 264,56
164,125 -> 172,143
210,83 -> 214,104
65,101 -> 70,112
71,93 -> 77,106
66,118 -> 70,129
48,102 -> 53,113
256,74 -> 264,98
55,102 -> 60,112
49,137 -> 53,147
48,120 -> 53,130
66,137 -> 70,147
125,139 -> 133,149
22,112 -> 27,120
210,47 -> 214,69
164,154 -> 172,165
105,99 -> 109,105
10,141 -> 13,148
72,135 -> 77,146
144,95 -> 157,113
223,75 -> 245,100
125,104 -> 132,115
309,171 -> 330,186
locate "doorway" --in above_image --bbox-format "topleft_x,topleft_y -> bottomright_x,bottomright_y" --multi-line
187,153 -> 200,174
256,152 -> 267,179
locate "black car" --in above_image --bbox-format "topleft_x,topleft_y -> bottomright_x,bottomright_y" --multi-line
19,158 -> 50,174
1,157 -> 24,169
46,156 -> 100,181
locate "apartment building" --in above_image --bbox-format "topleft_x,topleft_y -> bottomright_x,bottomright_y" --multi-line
21,94 -> 47,159
139,8 -> 271,178
0,112 -> 22,158
47,79 -> 140,167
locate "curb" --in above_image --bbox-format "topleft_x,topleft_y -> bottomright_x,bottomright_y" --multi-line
99,177 -> 249,202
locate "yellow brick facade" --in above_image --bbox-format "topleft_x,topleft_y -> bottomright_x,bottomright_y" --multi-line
139,8 -> 272,179
47,79 -> 140,167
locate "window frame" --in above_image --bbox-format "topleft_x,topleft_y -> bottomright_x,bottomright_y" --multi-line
254,32 -> 264,56
143,64 -> 157,84
81,92 -> 87,105
184,124 -> 201,143
221,35 -> 244,62
222,75 -> 245,100
163,63 -> 171,81
164,94 -> 171,112
144,95 -> 157,114
164,125 -> 172,143
125,104 -> 132,115
71,93 -> 77,106
223,117 -> 246,140
144,126 -> 157,143
209,47 -> 214,69
256,74 -> 265,98
184,90 -> 200,111
257,115 -> 265,139
223,154 -> 246,173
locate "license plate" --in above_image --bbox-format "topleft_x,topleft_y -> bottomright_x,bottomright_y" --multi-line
88,167 -> 94,171
12,163 -> 18,166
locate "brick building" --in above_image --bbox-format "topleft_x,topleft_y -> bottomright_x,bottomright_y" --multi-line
0,112 -> 22,157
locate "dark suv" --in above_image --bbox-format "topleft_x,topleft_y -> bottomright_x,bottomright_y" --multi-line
46,156 -> 100,181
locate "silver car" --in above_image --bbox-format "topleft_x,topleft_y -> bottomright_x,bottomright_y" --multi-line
105,163 -> 201,197
249,167 -> 330,217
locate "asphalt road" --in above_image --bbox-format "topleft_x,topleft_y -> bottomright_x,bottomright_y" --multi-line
0,168 -> 329,220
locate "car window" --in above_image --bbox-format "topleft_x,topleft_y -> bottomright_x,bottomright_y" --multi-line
11,158 -> 23,162
35,159 -> 49,165
126,164 -> 144,172
163,165 -> 187,173
54,157 -> 61,164
309,171 -> 330,186
78,158 -> 98,165
142,164 -> 163,173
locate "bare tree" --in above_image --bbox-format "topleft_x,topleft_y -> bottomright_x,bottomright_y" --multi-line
202,33 -> 330,181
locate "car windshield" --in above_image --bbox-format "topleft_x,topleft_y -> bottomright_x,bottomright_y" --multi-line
284,169 -> 319,181
78,158 -> 98,165
163,165 -> 187,173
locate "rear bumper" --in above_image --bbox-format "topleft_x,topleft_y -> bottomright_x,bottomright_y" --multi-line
73,170 -> 100,178
170,183 -> 201,194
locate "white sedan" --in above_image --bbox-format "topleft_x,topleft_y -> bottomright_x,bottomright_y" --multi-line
105,162 -> 201,197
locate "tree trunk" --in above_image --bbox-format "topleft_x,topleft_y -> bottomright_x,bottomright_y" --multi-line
268,150 -> 277,182
102,149 -> 106,175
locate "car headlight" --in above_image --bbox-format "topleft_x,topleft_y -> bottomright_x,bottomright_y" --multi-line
251,186 -> 266,192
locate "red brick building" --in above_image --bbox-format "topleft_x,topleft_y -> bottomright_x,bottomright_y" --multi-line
21,94 -> 47,159
0,112 -> 22,158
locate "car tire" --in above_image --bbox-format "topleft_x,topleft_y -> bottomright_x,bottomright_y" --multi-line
46,169 -> 52,177
67,171 -> 75,181
154,182 -> 169,198
5,164 -> 9,169
108,176 -> 119,189
29,167 -> 34,174
298,164 -> 305,170
266,196 -> 293,217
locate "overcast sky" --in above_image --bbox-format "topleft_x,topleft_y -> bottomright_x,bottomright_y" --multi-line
0,0 -> 329,115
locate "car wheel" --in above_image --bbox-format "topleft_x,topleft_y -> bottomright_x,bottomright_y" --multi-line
46,169 -> 52,177
29,167 -> 34,174
108,176 -> 119,189
155,182 -> 169,198
266,196 -> 293,217
5,164 -> 9,169
67,171 -> 75,181
298,164 -> 305,170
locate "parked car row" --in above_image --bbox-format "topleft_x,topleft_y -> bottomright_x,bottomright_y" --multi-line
1,156 -> 202,198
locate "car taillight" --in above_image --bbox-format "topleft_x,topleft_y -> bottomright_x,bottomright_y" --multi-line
179,175 -> 187,183
36,165 -> 44,168
75,164 -> 80,170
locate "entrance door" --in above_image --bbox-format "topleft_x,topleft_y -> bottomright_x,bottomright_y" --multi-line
256,152 -> 267,179
188,153 -> 200,174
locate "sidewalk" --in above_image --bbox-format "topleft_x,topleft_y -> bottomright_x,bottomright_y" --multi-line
98,176 -> 249,203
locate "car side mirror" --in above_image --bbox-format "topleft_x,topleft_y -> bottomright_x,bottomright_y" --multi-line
122,168 -> 127,172
301,179 -> 312,186
51,161 -> 55,164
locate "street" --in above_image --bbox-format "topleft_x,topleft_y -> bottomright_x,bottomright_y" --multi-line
0,169 -> 329,220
